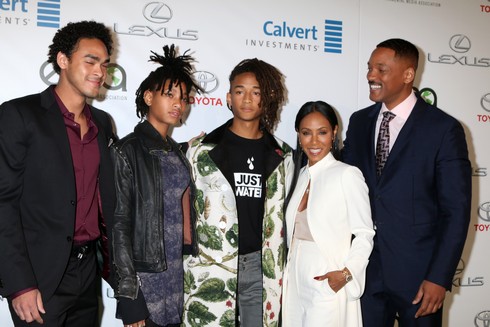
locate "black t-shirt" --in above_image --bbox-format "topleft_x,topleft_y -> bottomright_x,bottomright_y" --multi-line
223,129 -> 266,254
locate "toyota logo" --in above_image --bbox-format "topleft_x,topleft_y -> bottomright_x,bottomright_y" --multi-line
193,71 -> 219,93
481,93 -> 490,113
478,202 -> 490,222
475,310 -> 490,327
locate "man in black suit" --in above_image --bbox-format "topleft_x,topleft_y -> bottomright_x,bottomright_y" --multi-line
342,38 -> 471,326
0,21 -> 116,326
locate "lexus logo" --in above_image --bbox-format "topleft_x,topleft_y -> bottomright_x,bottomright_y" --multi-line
449,34 -> 471,53
143,2 -> 172,24
454,259 -> 464,276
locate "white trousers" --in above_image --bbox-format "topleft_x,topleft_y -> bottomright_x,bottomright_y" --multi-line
282,239 -> 341,327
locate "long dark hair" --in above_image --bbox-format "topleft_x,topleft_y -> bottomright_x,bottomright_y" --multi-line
227,58 -> 286,132
285,101 -> 340,209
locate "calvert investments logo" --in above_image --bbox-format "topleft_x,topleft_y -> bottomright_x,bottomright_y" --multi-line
245,18 -> 344,55
189,71 -> 224,107
37,0 -> 61,28
113,2 -> 198,40
0,0 -> 61,28
0,0 -> 29,26
428,34 -> 490,67
324,20 -> 342,54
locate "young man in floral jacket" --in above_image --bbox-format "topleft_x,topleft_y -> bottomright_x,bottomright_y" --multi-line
183,58 -> 293,327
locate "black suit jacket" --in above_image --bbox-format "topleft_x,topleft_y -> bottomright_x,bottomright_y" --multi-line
342,97 -> 471,293
0,86 -> 115,301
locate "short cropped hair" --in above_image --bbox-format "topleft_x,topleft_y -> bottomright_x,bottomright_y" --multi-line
377,38 -> 419,71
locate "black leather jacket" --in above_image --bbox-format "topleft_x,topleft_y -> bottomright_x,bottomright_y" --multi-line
110,120 -> 197,300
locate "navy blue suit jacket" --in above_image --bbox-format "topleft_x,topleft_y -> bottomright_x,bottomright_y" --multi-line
342,97 -> 471,294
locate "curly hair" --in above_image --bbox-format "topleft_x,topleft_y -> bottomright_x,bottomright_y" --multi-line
228,58 -> 286,133
135,44 -> 204,119
47,20 -> 113,74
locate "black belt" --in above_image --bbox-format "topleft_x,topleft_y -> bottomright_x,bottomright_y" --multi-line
71,241 -> 96,260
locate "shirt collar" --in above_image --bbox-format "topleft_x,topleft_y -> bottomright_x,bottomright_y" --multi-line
52,87 -> 92,122
380,91 -> 417,121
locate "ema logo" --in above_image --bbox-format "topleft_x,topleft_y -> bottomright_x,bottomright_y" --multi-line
37,0 -> 61,28
324,19 -> 342,54
104,64 -> 127,92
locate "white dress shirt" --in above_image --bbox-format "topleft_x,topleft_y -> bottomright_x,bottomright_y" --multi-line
374,91 -> 417,151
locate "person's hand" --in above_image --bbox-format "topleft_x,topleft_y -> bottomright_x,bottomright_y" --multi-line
314,270 -> 347,293
11,289 -> 45,324
124,319 -> 145,327
412,280 -> 446,318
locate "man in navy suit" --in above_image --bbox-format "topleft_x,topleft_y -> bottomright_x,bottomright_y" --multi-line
0,21 -> 115,326
342,38 -> 471,326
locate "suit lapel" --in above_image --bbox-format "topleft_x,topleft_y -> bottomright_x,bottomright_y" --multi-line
367,104 -> 381,184
380,98 -> 425,180
40,87 -> 74,169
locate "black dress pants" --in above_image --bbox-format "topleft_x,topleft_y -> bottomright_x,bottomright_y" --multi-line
9,248 -> 98,327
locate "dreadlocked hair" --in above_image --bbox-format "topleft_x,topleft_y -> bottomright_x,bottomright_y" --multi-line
228,58 -> 286,132
135,44 -> 204,119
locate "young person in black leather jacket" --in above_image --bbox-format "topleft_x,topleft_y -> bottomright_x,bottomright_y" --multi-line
111,44 -> 202,327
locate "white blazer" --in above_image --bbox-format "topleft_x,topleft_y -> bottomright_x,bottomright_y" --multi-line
285,152 -> 375,300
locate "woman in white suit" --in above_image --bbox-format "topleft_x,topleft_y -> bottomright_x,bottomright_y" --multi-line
282,101 -> 375,326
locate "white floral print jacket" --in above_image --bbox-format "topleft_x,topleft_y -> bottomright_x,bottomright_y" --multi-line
183,120 -> 293,327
